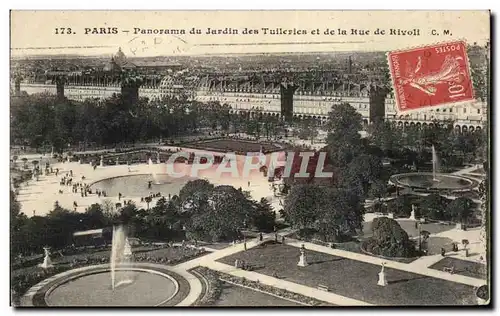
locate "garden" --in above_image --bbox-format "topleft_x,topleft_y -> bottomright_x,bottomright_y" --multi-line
217,241 -> 478,305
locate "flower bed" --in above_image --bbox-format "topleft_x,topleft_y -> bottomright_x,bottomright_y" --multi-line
193,267 -> 323,306
73,147 -> 178,165
134,246 -> 209,265
191,267 -> 223,306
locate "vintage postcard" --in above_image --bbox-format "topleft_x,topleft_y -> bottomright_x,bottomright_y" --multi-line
9,11 -> 490,307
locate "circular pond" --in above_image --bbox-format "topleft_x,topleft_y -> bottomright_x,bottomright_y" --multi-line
24,264 -> 194,307
46,269 -> 177,306
90,174 -> 193,197
390,172 -> 478,192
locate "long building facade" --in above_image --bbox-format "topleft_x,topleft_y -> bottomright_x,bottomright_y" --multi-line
12,77 -> 487,131
11,49 -> 487,131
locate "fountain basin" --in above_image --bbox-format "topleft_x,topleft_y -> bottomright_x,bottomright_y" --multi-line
90,174 -> 193,197
390,173 -> 478,193
23,264 -> 192,306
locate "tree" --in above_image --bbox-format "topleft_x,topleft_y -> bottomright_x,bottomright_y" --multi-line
326,102 -> 363,165
252,198 -> 276,232
340,153 -> 383,197
314,188 -> 365,242
179,179 -> 214,210
84,203 -> 111,228
387,195 -> 415,217
10,191 -> 29,257
419,194 -> 452,220
368,120 -> 403,156
297,117 -> 319,143
282,184 -> 364,242
446,197 -> 475,225
187,185 -> 255,242
282,184 -> 324,229
368,180 -> 388,202
45,206 -> 83,249
365,217 -> 418,258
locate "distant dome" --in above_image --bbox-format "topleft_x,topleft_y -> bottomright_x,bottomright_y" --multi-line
114,47 -> 127,66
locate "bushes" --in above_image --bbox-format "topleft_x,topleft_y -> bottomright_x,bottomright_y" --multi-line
363,217 -> 419,258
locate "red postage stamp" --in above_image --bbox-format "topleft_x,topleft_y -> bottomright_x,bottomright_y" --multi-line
387,41 -> 474,113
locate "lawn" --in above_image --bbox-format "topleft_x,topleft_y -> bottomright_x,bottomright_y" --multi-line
213,282 -> 302,307
217,242 -> 477,305
429,257 -> 487,280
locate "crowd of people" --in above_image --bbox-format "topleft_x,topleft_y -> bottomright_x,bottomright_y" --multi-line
55,169 -> 108,210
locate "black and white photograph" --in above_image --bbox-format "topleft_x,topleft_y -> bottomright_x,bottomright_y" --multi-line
8,10 -> 491,307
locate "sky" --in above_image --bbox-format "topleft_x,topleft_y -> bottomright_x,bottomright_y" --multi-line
11,11 -> 490,57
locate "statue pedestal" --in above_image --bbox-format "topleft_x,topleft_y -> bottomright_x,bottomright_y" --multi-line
100,161 -> 104,167
456,223 -> 463,230
387,213 -> 394,219
409,210 -> 416,220
297,254 -> 308,267
377,271 -> 387,286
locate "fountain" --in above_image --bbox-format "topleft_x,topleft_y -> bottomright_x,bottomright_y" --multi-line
389,145 -> 478,193
27,224 -> 189,306
148,158 -> 160,185
110,225 -> 134,290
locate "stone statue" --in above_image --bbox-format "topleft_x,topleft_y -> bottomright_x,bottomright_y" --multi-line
39,246 -> 53,269
377,262 -> 388,286
100,155 -> 104,167
297,244 -> 308,267
123,238 -> 132,259
410,204 -> 416,220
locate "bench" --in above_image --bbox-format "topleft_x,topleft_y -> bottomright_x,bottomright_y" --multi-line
317,284 -> 329,292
